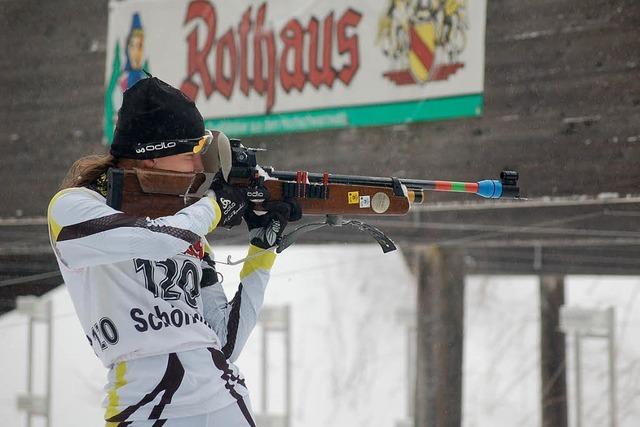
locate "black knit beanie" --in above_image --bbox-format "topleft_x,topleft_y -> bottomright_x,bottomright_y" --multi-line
110,77 -> 205,159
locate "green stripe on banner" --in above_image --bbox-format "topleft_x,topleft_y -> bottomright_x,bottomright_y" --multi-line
205,94 -> 483,137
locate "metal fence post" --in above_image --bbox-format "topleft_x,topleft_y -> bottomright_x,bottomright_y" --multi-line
16,296 -> 53,427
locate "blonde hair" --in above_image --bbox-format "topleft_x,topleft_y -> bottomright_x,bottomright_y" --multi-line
59,153 -> 150,189
59,154 -> 117,190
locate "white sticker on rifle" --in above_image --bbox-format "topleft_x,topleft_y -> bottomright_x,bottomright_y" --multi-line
359,195 -> 370,208
371,192 -> 390,213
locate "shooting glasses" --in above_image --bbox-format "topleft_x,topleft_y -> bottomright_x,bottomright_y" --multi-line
129,129 -> 213,158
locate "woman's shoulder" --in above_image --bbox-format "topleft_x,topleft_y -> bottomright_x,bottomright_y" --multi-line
50,186 -> 105,204
48,186 -> 106,216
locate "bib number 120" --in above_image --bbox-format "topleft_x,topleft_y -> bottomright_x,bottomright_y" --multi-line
134,258 -> 200,309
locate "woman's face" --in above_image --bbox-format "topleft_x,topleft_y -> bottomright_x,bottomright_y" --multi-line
145,153 -> 204,173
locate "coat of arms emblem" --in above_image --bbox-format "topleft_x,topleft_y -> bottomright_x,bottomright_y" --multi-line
377,0 -> 468,85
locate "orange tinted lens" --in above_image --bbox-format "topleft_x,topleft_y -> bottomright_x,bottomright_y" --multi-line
193,137 -> 206,154
193,133 -> 212,154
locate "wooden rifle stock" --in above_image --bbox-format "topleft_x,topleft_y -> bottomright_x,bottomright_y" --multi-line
106,168 -> 413,218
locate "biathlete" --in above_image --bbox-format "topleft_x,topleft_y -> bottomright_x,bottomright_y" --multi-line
48,77 -> 299,426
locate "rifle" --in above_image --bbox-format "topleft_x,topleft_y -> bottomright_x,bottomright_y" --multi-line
107,136 -> 520,254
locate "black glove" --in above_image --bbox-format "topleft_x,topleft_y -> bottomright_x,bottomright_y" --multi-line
210,173 -> 248,228
244,200 -> 302,249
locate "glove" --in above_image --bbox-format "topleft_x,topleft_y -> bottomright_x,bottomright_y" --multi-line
210,173 -> 248,228
244,200 -> 302,249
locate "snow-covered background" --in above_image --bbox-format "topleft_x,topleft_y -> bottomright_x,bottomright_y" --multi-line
1,245 -> 638,427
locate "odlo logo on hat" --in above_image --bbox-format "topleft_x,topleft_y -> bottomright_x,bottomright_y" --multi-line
135,141 -> 178,154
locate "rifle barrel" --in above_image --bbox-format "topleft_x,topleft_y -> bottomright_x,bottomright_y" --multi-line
265,169 -> 519,199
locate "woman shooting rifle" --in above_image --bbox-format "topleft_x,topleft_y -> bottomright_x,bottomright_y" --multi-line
48,76 -> 299,426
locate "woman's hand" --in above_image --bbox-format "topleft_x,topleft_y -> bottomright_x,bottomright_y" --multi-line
244,200 -> 302,249
210,173 -> 248,228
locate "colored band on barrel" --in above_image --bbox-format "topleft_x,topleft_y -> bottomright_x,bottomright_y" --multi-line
434,181 -> 478,193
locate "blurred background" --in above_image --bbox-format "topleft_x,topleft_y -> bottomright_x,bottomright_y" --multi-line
1,0 -> 639,426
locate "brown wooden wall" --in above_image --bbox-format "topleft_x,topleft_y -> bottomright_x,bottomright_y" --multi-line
1,0 -> 107,217
1,0 -> 639,217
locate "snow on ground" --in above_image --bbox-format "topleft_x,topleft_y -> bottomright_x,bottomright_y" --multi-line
464,275 -> 640,427
0,245 -> 639,427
